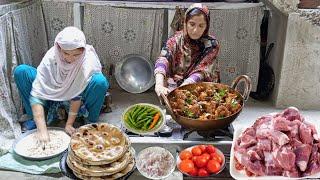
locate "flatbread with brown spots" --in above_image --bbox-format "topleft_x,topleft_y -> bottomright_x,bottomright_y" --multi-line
70,123 -> 130,165
67,147 -> 134,177
72,159 -> 135,180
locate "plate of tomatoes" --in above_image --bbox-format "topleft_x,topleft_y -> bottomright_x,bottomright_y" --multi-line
177,144 -> 225,177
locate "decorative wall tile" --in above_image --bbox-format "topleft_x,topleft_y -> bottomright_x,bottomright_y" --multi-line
42,1 -> 74,47
11,0 -> 48,66
83,4 -> 164,69
209,6 -> 263,91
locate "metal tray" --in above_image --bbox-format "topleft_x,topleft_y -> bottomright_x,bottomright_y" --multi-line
128,137 -> 233,179
12,127 -> 70,160
59,136 -> 233,179
60,150 -> 136,180
60,151 -> 77,179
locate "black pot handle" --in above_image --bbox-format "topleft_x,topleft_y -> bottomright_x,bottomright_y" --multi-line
231,75 -> 252,101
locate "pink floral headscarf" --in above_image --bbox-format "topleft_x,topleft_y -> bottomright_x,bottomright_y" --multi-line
184,3 -> 210,39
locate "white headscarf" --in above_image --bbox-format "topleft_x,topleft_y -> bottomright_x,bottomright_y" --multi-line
31,26 -> 102,101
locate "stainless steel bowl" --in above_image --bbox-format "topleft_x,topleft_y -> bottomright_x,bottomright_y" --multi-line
115,54 -> 155,93
136,146 -> 175,179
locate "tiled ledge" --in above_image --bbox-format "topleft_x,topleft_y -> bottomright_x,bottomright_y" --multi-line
263,0 -> 300,14
262,0 -> 319,27
42,0 -> 263,9
298,9 -> 320,26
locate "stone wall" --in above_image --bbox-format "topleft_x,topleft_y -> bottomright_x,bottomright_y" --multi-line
276,13 -> 320,109
265,4 -> 288,105
263,0 -> 320,110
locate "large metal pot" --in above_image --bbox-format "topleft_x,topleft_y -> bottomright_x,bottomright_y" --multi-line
160,75 -> 251,131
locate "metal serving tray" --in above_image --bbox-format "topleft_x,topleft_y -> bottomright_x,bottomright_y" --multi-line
128,137 -> 233,180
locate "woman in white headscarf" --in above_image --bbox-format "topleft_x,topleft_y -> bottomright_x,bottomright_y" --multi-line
14,26 -> 109,143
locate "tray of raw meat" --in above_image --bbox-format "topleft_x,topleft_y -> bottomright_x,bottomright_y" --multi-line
230,107 -> 320,179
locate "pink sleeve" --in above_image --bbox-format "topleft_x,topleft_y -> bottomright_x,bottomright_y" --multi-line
154,36 -> 178,77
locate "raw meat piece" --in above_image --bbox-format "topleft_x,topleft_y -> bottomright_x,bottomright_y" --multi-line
281,107 -> 303,121
276,146 -> 296,170
282,167 -> 300,177
294,144 -> 312,171
304,121 -> 319,141
256,129 -> 290,146
300,123 -> 313,144
257,138 -> 272,152
247,145 -> 263,161
239,134 -> 257,148
290,138 -> 303,149
234,107 -> 320,177
273,116 -> 291,131
253,115 -> 273,130
238,152 -> 265,176
286,124 -> 299,139
264,151 -> 281,171
265,166 -> 283,176
303,161 -> 320,176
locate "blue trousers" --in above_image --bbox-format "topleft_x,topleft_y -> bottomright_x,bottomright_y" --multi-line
14,64 -> 109,123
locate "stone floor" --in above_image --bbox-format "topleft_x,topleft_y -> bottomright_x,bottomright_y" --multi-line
0,84 -> 318,179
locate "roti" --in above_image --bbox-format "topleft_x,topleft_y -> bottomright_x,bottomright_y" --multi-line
73,159 -> 135,180
70,123 -> 130,165
67,147 -> 134,177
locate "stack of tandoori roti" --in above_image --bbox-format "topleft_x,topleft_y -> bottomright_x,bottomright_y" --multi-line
67,123 -> 135,180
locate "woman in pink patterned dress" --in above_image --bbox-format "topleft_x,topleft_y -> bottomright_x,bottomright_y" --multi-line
154,3 -> 220,96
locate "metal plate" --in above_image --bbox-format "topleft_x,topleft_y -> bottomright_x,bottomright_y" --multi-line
129,138 -> 233,179
176,145 -> 226,177
60,150 -> 137,180
122,103 -> 166,136
60,151 -> 78,179
136,146 -> 175,180
115,54 -> 155,93
12,127 -> 70,160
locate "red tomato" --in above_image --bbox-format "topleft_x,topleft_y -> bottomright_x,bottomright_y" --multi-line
210,153 -> 223,164
179,159 -> 194,173
195,155 -> 208,168
188,166 -> 198,176
198,145 -> 206,152
207,160 -> 221,173
192,146 -> 202,156
206,145 -> 216,154
198,168 -> 209,177
192,155 -> 199,163
179,150 -> 192,160
202,153 -> 210,161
